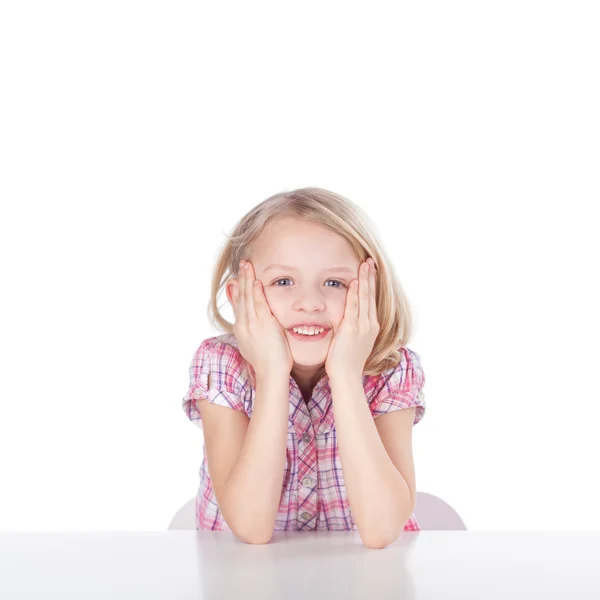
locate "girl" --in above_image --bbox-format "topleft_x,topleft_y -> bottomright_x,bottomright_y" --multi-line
182,187 -> 426,549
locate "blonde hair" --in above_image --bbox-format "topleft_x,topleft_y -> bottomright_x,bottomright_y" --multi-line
207,187 -> 414,388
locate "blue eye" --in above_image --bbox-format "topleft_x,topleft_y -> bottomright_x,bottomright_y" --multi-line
273,278 -> 345,288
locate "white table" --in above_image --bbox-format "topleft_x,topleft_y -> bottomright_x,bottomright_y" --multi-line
1,530 -> 599,599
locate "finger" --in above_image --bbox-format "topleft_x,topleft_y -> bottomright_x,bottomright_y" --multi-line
367,258 -> 377,322
244,261 -> 258,322
359,261 -> 370,327
237,262 -> 246,324
231,280 -> 240,318
346,277 -> 359,322
252,277 -> 270,317
248,264 -> 271,318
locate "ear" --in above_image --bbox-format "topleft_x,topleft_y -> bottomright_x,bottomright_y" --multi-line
225,277 -> 240,310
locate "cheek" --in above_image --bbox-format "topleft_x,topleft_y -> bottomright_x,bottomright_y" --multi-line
330,297 -> 347,325
262,289 -> 282,314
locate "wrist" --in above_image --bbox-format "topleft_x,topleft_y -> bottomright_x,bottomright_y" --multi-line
255,370 -> 291,389
327,369 -> 363,386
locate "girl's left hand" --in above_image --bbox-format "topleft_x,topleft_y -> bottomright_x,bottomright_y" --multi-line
325,258 -> 380,378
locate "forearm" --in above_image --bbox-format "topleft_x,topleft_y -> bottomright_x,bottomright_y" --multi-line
221,373 -> 289,544
329,373 -> 413,548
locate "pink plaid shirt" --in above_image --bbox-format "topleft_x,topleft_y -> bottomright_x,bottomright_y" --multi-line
182,333 -> 426,532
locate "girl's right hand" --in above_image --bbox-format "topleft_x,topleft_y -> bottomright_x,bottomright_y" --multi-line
232,260 -> 294,379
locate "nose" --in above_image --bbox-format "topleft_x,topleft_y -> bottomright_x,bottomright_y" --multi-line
291,288 -> 326,313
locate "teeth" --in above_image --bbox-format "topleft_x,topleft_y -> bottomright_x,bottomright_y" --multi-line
292,326 -> 325,336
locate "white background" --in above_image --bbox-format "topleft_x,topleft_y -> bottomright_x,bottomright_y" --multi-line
1,1 -> 598,532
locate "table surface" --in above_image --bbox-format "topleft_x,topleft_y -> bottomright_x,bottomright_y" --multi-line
1,530 -> 600,599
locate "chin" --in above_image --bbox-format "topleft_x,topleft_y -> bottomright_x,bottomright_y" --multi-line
292,358 -> 326,368
291,354 -> 327,366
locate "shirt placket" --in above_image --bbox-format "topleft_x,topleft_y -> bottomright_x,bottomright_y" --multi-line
295,405 -> 318,530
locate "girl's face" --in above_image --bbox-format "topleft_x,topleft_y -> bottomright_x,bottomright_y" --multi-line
231,216 -> 362,368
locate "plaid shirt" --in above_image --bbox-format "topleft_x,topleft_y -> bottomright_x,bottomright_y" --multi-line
182,333 -> 426,532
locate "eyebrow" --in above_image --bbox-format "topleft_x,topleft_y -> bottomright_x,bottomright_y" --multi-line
263,264 -> 355,274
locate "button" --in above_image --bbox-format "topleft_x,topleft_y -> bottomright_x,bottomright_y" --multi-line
302,477 -> 313,488
193,388 -> 204,399
302,433 -> 311,443
300,512 -> 312,521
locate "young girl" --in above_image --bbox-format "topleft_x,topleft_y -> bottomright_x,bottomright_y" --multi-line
182,187 -> 426,549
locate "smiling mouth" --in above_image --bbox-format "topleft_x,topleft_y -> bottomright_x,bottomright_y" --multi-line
288,328 -> 330,341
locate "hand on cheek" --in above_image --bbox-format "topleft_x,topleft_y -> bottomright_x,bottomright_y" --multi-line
325,259 -> 379,377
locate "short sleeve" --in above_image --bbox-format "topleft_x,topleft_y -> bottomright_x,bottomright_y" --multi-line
368,347 -> 426,426
181,337 -> 248,430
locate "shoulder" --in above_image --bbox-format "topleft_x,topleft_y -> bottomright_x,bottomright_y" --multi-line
192,333 -> 242,366
365,346 -> 426,424
365,346 -> 425,397
185,333 -> 252,405
188,333 -> 242,373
